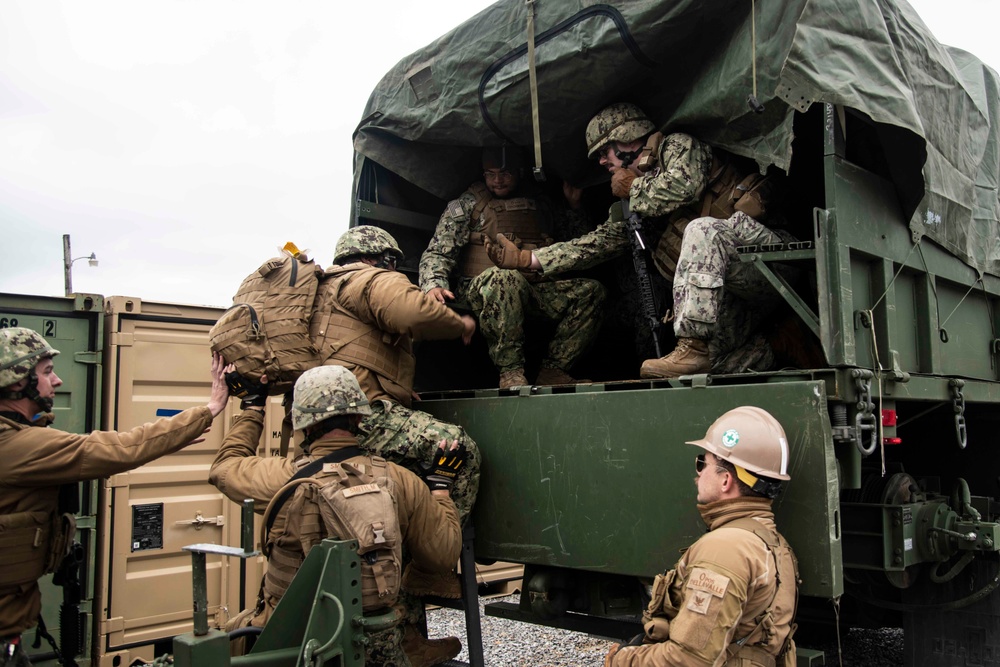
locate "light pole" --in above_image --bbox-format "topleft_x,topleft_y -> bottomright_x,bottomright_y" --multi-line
63,234 -> 99,296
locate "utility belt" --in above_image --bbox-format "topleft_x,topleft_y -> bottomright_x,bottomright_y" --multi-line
0,510 -> 76,593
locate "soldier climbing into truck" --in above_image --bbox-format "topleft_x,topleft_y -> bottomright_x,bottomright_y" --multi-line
209,365 -> 465,667
486,103 -> 796,378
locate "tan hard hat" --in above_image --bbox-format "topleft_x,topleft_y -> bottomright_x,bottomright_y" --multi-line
687,406 -> 790,481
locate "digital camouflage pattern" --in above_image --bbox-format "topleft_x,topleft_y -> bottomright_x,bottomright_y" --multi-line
419,184 -> 599,373
0,327 -> 60,388
463,268 -> 604,373
585,103 -> 656,159
333,225 -> 405,265
291,365 -> 372,431
672,213 -> 796,362
359,399 -> 480,522
533,133 -> 712,276
366,623 -> 410,666
419,185 -> 590,292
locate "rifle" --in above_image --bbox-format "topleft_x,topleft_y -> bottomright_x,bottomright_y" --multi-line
52,541 -> 84,667
621,199 -> 663,358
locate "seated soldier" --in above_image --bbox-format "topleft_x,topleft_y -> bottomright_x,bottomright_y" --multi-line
211,365 -> 465,667
419,146 -> 606,389
487,103 -> 795,378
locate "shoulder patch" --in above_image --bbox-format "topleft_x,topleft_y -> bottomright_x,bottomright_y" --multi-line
686,566 -> 730,599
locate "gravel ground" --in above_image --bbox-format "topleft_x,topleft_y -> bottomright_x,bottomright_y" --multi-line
427,594 -> 906,666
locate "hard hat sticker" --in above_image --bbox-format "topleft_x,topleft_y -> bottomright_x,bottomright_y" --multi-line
722,429 -> 740,448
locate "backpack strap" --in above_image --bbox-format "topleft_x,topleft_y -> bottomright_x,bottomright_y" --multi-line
722,517 -> 798,661
263,446 -> 362,542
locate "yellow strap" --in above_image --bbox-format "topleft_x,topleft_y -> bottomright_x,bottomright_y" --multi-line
526,0 -> 544,181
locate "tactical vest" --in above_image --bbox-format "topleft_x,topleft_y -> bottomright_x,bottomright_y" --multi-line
0,421 -> 77,595
310,265 -> 415,406
636,133 -> 778,282
456,182 -> 553,278
642,516 -> 798,667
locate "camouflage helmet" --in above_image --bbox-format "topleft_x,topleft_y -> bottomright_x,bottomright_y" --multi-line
687,406 -> 791,482
585,103 -> 656,159
0,327 -> 60,388
333,226 -> 404,265
291,365 -> 372,431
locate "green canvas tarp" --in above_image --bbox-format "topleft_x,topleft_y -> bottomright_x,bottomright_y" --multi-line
353,0 -> 1000,277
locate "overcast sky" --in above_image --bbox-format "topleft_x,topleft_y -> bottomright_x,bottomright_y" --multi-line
1,0 -> 997,309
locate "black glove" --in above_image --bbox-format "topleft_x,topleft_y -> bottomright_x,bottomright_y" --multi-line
224,370 -> 268,409
419,442 -> 467,492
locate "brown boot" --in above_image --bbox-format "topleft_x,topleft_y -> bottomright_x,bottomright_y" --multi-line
401,624 -> 462,667
401,564 -> 462,599
640,338 -> 710,378
499,368 -> 528,389
535,367 -> 589,385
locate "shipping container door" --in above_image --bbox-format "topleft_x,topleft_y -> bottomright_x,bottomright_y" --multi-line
96,297 -> 265,666
0,292 -> 104,667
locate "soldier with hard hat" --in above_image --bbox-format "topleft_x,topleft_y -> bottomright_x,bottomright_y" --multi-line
0,328 -> 229,666
419,146 -> 605,389
210,365 -> 464,667
604,406 -> 799,667
487,103 -> 795,378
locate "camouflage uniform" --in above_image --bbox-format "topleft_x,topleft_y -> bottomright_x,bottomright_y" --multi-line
673,213 -> 796,369
368,625 -> 409,666
419,185 -> 604,374
314,259 -> 481,523
358,399 -> 479,521
534,132 -> 791,370
532,133 -> 712,276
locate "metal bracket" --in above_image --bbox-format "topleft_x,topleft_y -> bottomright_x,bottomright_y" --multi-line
949,379 -> 967,449
852,370 -> 877,455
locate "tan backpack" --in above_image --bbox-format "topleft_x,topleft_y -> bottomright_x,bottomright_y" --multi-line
283,456 -> 403,611
209,243 -> 323,394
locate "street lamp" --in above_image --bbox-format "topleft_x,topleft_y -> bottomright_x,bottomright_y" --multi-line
63,234 -> 99,296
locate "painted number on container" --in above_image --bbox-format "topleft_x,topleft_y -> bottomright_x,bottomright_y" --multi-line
42,319 -> 57,337
0,316 -> 19,328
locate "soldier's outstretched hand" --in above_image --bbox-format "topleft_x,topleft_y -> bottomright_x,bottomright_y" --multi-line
206,352 -> 230,417
427,287 -> 455,304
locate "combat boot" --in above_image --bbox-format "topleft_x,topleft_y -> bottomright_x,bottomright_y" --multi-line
499,369 -> 528,389
401,624 -> 461,667
640,338 -> 710,378
535,367 -> 589,385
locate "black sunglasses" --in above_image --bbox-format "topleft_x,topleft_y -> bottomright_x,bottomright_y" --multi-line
695,453 -> 727,475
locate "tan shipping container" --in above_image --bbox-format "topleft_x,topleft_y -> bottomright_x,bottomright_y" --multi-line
94,297 -> 271,666
90,295 -> 520,665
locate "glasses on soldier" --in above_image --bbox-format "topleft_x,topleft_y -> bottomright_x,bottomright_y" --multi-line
483,169 -> 513,182
695,454 -> 727,475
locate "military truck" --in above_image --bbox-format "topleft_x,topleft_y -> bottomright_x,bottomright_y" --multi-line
348,0 -> 1000,664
